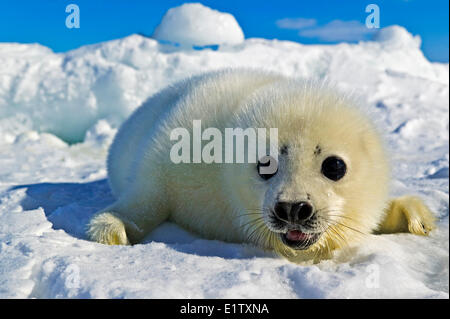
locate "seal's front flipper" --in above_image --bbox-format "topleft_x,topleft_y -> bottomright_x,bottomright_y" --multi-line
376,196 -> 435,236
87,211 -> 132,245
86,202 -> 146,245
86,198 -> 167,245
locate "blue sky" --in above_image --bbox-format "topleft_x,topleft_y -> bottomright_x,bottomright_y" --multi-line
0,0 -> 448,62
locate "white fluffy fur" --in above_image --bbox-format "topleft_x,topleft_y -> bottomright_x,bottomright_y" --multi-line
87,69 -> 435,263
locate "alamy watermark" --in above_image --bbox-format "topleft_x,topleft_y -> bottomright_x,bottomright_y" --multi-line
365,4 -> 380,29
65,4 -> 80,29
169,120 -> 279,174
365,263 -> 380,289
64,263 -> 80,290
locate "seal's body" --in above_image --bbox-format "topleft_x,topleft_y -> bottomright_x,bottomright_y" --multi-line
87,69 -> 435,263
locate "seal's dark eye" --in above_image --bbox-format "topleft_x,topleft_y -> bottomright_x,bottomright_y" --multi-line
321,156 -> 346,181
257,156 -> 278,180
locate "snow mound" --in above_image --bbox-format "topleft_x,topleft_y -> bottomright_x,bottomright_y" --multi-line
374,25 -> 421,48
152,3 -> 244,47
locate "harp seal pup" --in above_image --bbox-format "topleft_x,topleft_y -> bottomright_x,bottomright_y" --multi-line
87,69 -> 435,263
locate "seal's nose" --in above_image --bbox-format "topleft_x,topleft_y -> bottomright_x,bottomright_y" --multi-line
274,201 -> 314,223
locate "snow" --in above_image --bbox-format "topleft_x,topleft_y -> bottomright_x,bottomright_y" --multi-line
374,25 -> 422,49
152,3 -> 244,47
0,5 -> 448,298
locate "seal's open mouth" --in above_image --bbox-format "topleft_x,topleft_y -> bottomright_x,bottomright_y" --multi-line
280,230 -> 321,250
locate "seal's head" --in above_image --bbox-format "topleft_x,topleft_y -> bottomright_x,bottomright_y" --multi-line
224,81 -> 390,262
